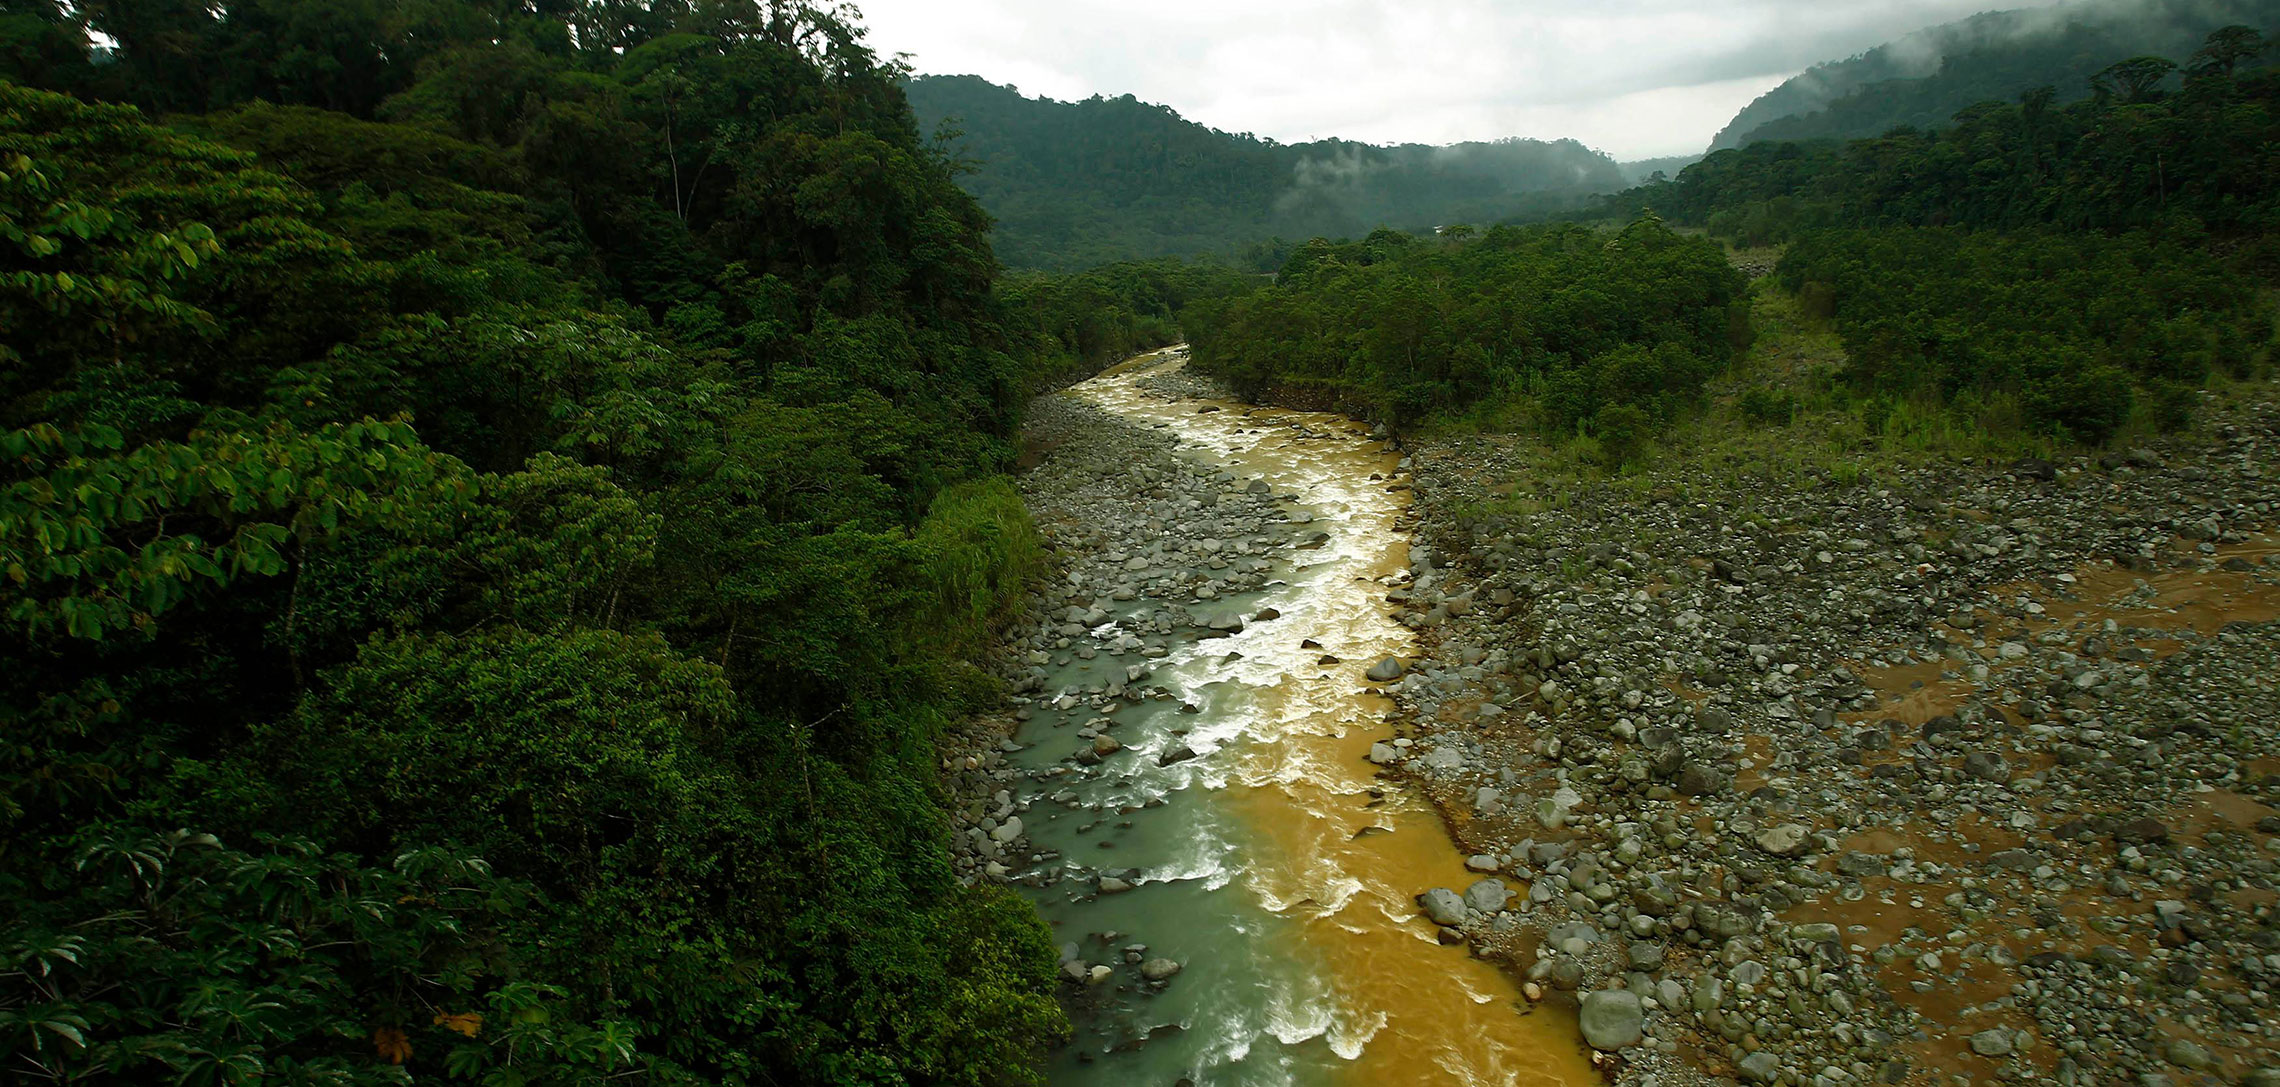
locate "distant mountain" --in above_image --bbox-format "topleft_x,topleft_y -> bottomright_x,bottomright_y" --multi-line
1710,0 -> 2280,151
1620,156 -> 1702,186
906,75 -> 1628,270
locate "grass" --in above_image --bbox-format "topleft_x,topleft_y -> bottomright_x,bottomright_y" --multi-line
1426,275 -> 2278,522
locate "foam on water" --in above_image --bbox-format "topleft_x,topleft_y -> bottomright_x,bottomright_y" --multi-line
1011,350 -> 1595,1087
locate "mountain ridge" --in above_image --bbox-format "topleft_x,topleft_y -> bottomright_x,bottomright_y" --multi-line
1710,0 -> 2280,151
907,74 -> 1628,269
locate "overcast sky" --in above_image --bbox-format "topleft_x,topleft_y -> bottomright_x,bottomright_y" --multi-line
853,0 -> 2070,160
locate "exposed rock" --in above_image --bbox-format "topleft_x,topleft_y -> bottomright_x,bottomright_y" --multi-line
1578,989 -> 1644,1050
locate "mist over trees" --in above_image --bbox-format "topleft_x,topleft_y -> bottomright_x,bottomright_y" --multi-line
905,74 -> 1627,270
1710,0 -> 2280,151
1603,26 -> 2279,445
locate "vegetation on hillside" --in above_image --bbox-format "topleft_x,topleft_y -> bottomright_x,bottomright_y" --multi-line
906,74 -> 1628,270
1624,32 -> 2280,244
1709,0 -> 2276,150
0,1 -> 1233,1081
1183,220 -> 1750,451
1596,29 -> 2280,456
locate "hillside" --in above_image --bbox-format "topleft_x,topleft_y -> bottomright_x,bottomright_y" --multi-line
1710,0 -> 2280,151
906,75 -> 1627,270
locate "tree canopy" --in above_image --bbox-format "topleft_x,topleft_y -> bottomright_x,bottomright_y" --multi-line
0,2 -> 1127,1081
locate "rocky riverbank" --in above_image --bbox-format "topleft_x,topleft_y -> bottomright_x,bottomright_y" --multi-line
1378,394 -> 2280,1086
939,383 -> 1314,998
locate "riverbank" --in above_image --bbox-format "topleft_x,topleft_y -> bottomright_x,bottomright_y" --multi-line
1379,387 -> 2280,1085
946,350 -> 1600,1085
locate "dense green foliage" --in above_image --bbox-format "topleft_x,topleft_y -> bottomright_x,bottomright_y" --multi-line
906,74 -> 1628,270
1183,219 -> 1749,444
1629,35 -> 2280,244
1631,29 -> 2280,449
1777,228 -> 2273,443
1709,0 -> 2276,150
0,3 -> 1083,1083
998,257 -> 1259,388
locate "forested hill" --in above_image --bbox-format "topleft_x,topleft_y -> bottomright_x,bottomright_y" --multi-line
1709,0 -> 2279,151
906,74 -> 1627,270
0,2 -> 1260,1082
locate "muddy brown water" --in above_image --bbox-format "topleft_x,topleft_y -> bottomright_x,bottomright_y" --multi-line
1010,351 -> 1597,1085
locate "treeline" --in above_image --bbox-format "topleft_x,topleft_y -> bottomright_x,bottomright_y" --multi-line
905,74 -> 1627,270
1622,29 -> 2280,246
0,2 -> 1096,1083
1779,229 -> 2272,442
1614,27 -> 2280,448
1184,219 -> 1749,455
1710,0 -> 2279,151
1001,258 -> 1260,388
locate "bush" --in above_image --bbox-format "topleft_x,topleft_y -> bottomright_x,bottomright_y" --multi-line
1738,386 -> 1799,426
2027,364 -> 2136,444
1592,403 -> 1652,468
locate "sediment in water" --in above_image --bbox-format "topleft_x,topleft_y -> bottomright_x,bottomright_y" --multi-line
947,349 -> 1597,1086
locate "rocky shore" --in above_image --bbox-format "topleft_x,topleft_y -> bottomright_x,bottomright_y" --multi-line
939,380 -> 1312,999
948,350 -> 2280,1086
1381,395 -> 2280,1086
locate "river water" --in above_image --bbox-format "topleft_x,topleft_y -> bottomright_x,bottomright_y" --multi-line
1007,350 -> 1595,1086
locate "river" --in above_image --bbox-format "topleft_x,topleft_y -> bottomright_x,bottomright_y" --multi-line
1004,349 -> 1597,1086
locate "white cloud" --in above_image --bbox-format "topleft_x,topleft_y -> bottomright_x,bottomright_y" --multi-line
854,0 -> 2070,159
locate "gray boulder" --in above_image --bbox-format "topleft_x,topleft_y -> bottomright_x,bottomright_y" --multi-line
1577,989 -> 1643,1050
1140,958 -> 1183,982
1419,887 -> 1467,926
1365,657 -> 1406,682
1462,878 -> 1512,913
1694,902 -> 1760,939
1755,823 -> 1808,856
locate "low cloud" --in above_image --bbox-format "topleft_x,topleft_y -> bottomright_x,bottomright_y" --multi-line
856,0 -> 2070,159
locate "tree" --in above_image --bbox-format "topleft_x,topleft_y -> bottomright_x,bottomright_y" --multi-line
2091,55 -> 2180,104
2188,24 -> 2267,76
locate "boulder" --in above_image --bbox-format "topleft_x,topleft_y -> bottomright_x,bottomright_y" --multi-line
1463,878 -> 1512,913
1140,958 -> 1183,982
1419,887 -> 1467,926
1365,657 -> 1406,682
1962,750 -> 2011,782
1694,902 -> 1760,940
1578,989 -> 1643,1050
1969,1028 -> 2015,1057
1755,823 -> 1809,856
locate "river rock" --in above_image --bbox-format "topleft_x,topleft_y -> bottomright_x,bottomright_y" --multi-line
1365,657 -> 1406,682
1463,878 -> 1512,913
990,816 -> 1023,843
1755,823 -> 1808,857
1578,989 -> 1644,1050
1419,887 -> 1467,926
1695,902 -> 1760,939
1140,958 -> 1183,982
1970,1028 -> 2015,1057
